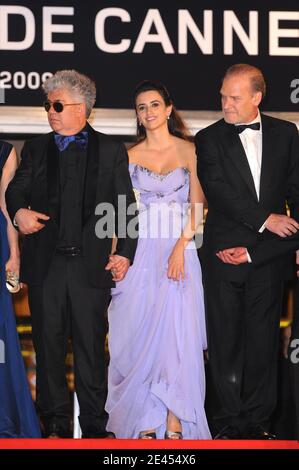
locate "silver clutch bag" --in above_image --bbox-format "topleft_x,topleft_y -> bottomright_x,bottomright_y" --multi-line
6,271 -> 21,293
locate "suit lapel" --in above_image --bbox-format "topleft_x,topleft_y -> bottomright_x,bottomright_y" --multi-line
46,133 -> 61,224
222,122 -> 258,201
259,114 -> 276,203
82,123 -> 100,225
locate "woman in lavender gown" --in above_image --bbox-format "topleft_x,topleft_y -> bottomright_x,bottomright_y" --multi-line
105,81 -> 211,440
0,141 -> 41,438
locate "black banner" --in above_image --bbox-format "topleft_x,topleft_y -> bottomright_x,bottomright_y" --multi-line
0,0 -> 298,110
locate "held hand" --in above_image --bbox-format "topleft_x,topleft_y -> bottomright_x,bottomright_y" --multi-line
265,213 -> 299,237
216,247 -> 248,265
15,208 -> 50,235
105,254 -> 130,281
167,245 -> 185,281
5,256 -> 20,279
5,256 -> 23,291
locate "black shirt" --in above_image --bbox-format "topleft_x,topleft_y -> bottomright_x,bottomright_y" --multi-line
57,141 -> 87,248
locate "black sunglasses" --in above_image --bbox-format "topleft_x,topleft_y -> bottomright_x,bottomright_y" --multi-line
43,101 -> 82,113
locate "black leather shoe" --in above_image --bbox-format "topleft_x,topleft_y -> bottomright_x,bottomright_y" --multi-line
44,422 -> 71,438
245,426 -> 277,440
214,425 -> 241,439
47,433 -> 61,439
82,430 -> 116,439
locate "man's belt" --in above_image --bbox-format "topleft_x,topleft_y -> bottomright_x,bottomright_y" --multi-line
55,246 -> 83,257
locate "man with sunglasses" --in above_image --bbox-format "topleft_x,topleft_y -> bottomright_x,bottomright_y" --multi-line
6,70 -> 138,438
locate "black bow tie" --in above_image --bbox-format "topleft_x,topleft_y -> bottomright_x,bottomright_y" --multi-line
54,131 -> 88,152
235,122 -> 260,134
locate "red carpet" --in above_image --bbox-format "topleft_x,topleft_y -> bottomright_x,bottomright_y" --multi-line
0,439 -> 298,449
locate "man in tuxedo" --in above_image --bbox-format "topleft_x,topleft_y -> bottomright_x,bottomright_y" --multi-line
196,64 -> 299,439
217,197 -> 299,441
6,70 -> 138,438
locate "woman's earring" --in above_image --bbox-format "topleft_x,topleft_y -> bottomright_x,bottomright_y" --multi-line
167,115 -> 170,120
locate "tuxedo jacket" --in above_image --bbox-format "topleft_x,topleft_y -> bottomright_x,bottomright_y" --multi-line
195,114 -> 299,281
248,227 -> 299,267
6,123 -> 138,287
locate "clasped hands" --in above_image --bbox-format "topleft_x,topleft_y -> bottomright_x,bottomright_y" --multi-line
105,254 -> 130,282
216,213 -> 299,266
216,247 -> 248,265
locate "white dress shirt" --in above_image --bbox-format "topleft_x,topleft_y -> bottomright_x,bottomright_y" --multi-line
235,111 -> 263,263
237,110 -> 262,200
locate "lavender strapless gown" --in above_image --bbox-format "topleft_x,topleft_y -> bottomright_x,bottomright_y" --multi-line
105,164 -> 211,439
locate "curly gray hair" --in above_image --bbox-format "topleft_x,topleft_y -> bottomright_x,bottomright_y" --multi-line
42,70 -> 96,117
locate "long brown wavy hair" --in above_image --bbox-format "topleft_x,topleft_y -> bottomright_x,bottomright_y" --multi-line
132,80 -> 191,144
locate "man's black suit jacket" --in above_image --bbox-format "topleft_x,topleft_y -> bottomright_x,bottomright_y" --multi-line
248,227 -> 299,268
6,123 -> 138,287
195,114 -> 299,281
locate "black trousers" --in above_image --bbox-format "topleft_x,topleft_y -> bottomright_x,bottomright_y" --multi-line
289,282 -> 299,439
28,254 -> 110,435
203,265 -> 283,434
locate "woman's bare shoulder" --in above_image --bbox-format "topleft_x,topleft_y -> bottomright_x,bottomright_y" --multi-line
179,138 -> 195,151
2,146 -> 18,174
128,141 -> 146,162
173,138 -> 195,168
